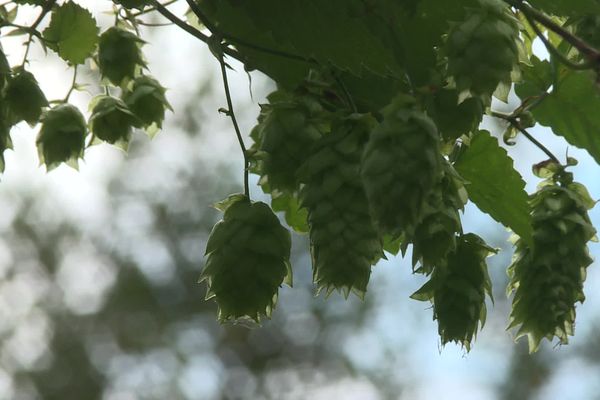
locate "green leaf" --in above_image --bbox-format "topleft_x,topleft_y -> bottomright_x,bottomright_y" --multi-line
514,56 -> 553,100
271,191 -> 308,233
42,1 -> 99,65
532,71 -> 600,165
455,131 -> 532,243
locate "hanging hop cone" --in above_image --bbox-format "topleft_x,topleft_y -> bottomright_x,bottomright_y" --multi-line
507,181 -> 596,352
407,161 -> 467,275
89,95 -> 138,145
299,115 -> 383,298
36,104 -> 87,170
250,90 -> 324,193
412,233 -> 495,350
361,96 -> 443,237
4,69 -> 48,125
122,75 -> 171,129
445,0 -> 519,98
98,27 -> 145,85
201,195 -> 292,322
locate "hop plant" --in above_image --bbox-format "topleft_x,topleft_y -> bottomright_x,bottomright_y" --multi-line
4,70 -> 48,125
98,27 -> 145,85
407,162 -> 467,275
0,47 -> 9,91
89,95 -> 138,145
299,115 -> 383,298
412,233 -> 495,350
507,179 -> 596,352
36,104 -> 87,169
445,0 -> 519,98
250,90 -> 324,193
123,75 -> 171,129
0,99 -> 12,172
361,96 -> 443,237
201,195 -> 292,322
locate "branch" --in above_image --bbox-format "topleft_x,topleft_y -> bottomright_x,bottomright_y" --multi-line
490,110 -> 561,164
148,0 -> 243,63
21,0 -> 57,66
218,52 -> 250,197
507,0 -> 600,62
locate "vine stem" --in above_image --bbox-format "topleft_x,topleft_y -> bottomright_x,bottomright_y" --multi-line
490,110 -> 561,164
506,0 -> 600,62
218,52 -> 250,197
63,65 -> 77,103
21,0 -> 57,67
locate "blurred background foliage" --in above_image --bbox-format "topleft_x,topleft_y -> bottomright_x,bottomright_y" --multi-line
1,2 -> 600,399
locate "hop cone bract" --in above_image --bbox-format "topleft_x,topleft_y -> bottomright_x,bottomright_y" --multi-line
361,97 -> 442,237
412,233 -> 494,350
407,162 -> 467,275
201,195 -> 292,322
251,90 -> 324,193
446,0 -> 519,97
300,115 -> 383,298
508,183 -> 596,352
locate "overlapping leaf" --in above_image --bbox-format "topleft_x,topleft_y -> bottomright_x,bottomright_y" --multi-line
455,131 -> 532,243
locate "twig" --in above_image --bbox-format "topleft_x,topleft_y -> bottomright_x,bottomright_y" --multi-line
21,0 -> 57,67
333,73 -> 357,113
63,65 -> 77,102
129,0 -> 178,18
490,110 -> 561,164
218,52 -> 250,197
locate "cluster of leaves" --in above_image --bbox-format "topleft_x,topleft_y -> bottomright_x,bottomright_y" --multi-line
2,0 -> 600,352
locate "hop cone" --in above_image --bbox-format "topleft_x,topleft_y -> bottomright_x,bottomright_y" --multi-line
201,195 -> 292,322
446,0 -> 519,97
251,90 -> 323,193
508,183 -> 596,352
300,115 -> 383,298
412,233 -> 494,350
4,70 -> 48,125
36,104 -> 86,169
407,162 -> 467,275
123,76 -> 171,129
361,96 -> 442,237
89,95 -> 138,144
98,27 -> 145,85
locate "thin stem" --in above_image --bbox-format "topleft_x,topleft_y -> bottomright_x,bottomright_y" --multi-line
63,65 -> 77,102
490,110 -> 561,163
522,11 -> 593,71
129,0 -> 178,18
333,73 -> 357,113
218,53 -> 250,197
20,0 -> 57,67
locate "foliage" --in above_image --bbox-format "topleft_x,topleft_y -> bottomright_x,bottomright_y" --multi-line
1,0 -> 600,353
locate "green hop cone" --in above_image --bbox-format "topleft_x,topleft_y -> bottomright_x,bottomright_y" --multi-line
251,90 -> 324,193
407,162 -> 467,275
36,104 -> 87,169
98,27 -> 145,85
201,194 -> 292,322
123,75 -> 171,130
361,96 -> 443,237
445,0 -> 519,98
4,70 -> 48,125
89,95 -> 138,145
0,99 -> 13,172
507,182 -> 596,352
412,233 -> 495,350
300,115 -> 383,298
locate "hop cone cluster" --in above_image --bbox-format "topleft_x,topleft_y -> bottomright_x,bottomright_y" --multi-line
407,162 -> 467,275
201,195 -> 292,322
361,96 -> 442,237
300,115 -> 383,298
412,233 -> 494,350
508,183 -> 596,352
251,90 -> 323,193
446,0 -> 519,97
